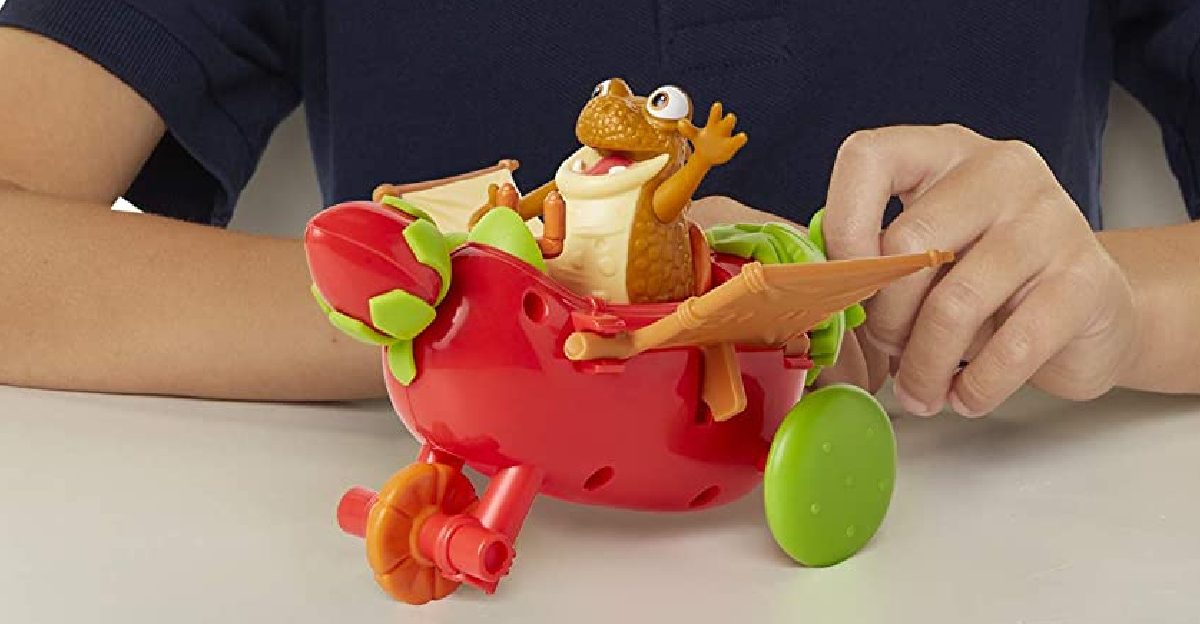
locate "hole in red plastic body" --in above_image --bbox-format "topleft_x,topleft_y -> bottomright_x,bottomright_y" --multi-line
689,486 -> 721,508
522,290 -> 548,322
483,541 -> 511,576
582,466 -> 615,491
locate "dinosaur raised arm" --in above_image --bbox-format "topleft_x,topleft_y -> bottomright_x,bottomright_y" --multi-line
652,102 -> 747,223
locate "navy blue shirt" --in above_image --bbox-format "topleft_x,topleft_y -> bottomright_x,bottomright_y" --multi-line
3,0 -> 1199,229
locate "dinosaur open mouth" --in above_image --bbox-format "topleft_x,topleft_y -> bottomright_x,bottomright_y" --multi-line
560,146 -> 669,186
569,148 -> 642,176
584,152 -> 634,175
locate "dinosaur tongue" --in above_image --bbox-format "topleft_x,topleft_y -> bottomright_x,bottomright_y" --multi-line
585,152 -> 634,175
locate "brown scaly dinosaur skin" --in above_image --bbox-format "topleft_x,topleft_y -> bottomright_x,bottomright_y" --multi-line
575,87 -> 694,302
573,78 -> 745,303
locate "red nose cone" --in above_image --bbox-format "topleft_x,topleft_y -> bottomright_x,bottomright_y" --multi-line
305,201 -> 443,325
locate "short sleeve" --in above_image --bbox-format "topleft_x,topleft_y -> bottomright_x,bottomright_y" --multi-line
1112,0 -> 1200,220
0,0 -> 301,225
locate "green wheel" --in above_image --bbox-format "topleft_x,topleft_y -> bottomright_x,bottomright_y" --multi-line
764,384 -> 896,567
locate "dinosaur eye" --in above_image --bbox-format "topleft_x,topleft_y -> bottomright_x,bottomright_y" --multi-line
645,85 -> 691,120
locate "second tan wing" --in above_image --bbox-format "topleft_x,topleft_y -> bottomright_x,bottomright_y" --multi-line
564,250 -> 954,361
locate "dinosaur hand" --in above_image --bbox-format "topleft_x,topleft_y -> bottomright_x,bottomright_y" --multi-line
538,190 -> 566,259
678,102 -> 748,166
468,183 -> 521,228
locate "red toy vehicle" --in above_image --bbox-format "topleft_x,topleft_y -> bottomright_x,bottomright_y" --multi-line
305,188 -> 951,604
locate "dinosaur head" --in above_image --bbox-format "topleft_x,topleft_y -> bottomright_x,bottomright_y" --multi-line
567,78 -> 692,179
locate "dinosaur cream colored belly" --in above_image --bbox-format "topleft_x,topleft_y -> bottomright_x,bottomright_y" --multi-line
547,191 -> 639,302
550,147 -> 670,304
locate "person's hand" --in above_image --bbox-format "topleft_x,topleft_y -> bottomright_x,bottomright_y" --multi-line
822,124 -> 1137,417
689,195 -> 781,228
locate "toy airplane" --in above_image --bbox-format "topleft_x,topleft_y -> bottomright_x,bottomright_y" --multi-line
304,78 -> 953,605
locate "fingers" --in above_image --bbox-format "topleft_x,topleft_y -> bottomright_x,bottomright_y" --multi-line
681,105 -> 743,137
468,184 -> 501,228
963,316 -> 997,362
821,128 -> 1083,418
707,131 -> 748,165
948,269 -> 1093,417
678,118 -> 698,141
891,217 -> 1050,415
861,329 -> 892,393
796,124 -> 1120,418
688,195 -> 784,227
813,329 -> 870,390
858,162 -> 1004,356
823,125 -> 980,261
811,328 -> 893,394
720,112 -> 738,133
729,131 -> 748,150
538,190 -> 567,259
707,101 -> 723,127
496,183 -> 519,210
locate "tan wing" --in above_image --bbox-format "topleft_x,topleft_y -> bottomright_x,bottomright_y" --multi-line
372,160 -> 544,235
564,250 -> 954,361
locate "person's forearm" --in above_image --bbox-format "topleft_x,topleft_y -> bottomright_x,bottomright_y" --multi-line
0,186 -> 385,401
1099,222 -> 1200,393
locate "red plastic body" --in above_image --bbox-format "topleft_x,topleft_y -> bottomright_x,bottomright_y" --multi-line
397,247 -> 808,511
309,201 -> 810,513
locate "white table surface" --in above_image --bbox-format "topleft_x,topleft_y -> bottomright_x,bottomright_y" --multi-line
3,383 -> 1198,623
